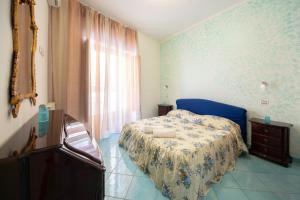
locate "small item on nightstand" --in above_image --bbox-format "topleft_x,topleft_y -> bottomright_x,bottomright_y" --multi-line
38,105 -> 49,136
264,116 -> 271,124
38,104 -> 49,122
158,104 -> 173,116
249,118 -> 293,167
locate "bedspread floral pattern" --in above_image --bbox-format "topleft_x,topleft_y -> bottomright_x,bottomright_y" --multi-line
119,110 -> 248,200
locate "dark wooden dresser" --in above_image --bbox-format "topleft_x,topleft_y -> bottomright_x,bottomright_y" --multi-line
0,110 -> 105,200
158,104 -> 173,116
249,118 -> 293,167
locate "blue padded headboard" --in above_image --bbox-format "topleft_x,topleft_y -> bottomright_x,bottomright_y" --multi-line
176,99 -> 247,143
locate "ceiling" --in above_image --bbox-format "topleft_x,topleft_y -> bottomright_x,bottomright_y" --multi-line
80,0 -> 245,41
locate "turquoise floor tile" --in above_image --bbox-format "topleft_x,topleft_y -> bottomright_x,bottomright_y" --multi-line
118,151 -> 134,163
101,145 -> 124,158
100,140 -> 117,150
276,193 -> 300,200
134,167 -> 147,177
105,173 -> 133,198
203,189 -> 218,200
282,174 -> 300,187
213,187 -> 248,200
219,173 -> 240,188
155,193 -> 169,200
105,172 -> 111,181
103,156 -> 119,173
118,150 -> 147,177
256,173 -> 300,193
271,163 -> 300,176
105,196 -> 122,200
101,133 -> 120,144
243,190 -> 282,200
235,155 -> 274,173
126,176 -> 159,200
250,156 -> 300,176
231,171 -> 268,191
113,158 -> 138,175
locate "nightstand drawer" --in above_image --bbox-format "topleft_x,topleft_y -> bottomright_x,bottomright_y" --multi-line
252,133 -> 282,148
251,143 -> 282,158
252,123 -> 283,139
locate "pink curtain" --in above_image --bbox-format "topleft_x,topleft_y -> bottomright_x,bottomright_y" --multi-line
48,0 -> 88,122
48,0 -> 141,140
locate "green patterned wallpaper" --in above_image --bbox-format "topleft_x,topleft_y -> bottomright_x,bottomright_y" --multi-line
160,0 -> 300,156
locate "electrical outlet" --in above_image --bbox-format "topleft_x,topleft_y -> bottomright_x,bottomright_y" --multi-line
46,102 -> 55,110
261,99 -> 269,105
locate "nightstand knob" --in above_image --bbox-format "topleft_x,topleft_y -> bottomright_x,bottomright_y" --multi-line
264,128 -> 269,133
263,138 -> 268,143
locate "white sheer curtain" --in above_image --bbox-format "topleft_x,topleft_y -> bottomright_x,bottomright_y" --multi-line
83,7 -> 141,140
49,0 -> 141,141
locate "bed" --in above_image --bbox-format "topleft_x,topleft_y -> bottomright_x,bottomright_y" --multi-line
119,99 -> 248,200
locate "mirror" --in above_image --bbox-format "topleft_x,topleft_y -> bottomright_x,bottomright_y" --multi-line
10,0 -> 38,118
18,3 -> 33,94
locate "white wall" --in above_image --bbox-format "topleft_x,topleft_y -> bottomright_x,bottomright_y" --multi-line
138,32 -> 161,119
0,0 -> 49,148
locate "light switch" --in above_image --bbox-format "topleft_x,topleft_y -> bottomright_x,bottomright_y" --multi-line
261,99 -> 269,105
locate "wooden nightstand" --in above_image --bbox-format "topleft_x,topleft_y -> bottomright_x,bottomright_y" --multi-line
158,104 -> 173,116
249,118 -> 293,167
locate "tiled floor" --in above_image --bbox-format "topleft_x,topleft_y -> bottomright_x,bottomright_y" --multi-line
100,133 -> 300,200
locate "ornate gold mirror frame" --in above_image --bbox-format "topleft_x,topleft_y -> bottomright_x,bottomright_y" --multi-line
10,0 -> 38,118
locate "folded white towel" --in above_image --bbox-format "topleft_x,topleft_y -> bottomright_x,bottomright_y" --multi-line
143,126 -> 154,134
143,126 -> 164,134
153,128 -> 176,138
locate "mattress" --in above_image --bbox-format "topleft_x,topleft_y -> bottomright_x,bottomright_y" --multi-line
119,109 -> 248,200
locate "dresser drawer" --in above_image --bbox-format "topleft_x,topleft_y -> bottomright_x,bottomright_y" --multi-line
252,133 -> 282,148
251,143 -> 282,158
251,123 -> 283,139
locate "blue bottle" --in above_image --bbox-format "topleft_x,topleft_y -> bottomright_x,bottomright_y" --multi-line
38,105 -> 49,136
264,116 -> 271,124
38,105 -> 49,122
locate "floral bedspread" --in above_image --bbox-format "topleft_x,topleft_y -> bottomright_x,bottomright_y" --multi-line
119,110 -> 248,200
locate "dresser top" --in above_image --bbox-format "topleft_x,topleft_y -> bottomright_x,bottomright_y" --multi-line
249,118 -> 293,128
0,110 -> 64,159
0,110 -> 103,167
